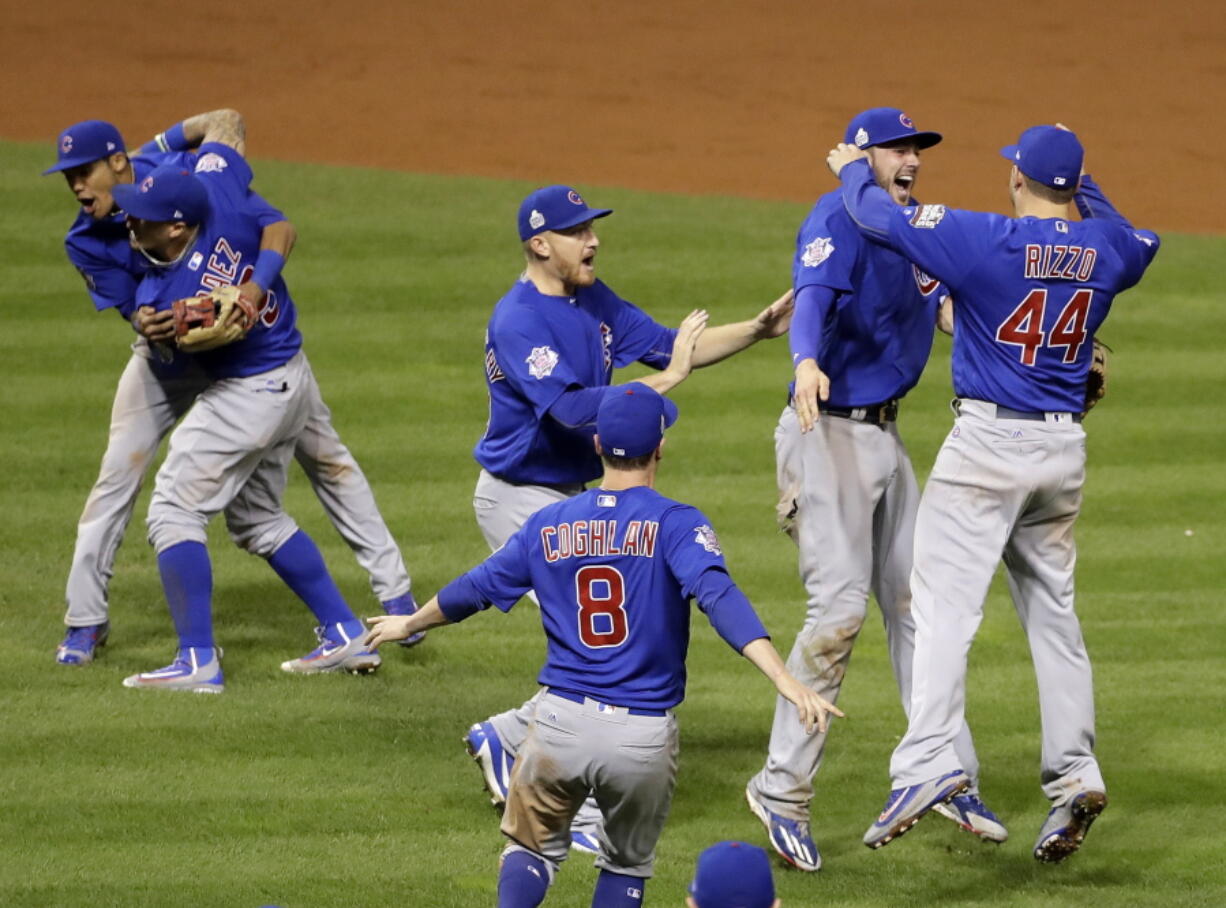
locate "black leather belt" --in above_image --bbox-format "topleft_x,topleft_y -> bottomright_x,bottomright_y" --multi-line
818,400 -> 899,426
546,687 -> 667,717
996,405 -> 1082,423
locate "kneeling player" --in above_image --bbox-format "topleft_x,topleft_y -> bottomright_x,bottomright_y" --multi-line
366,384 -> 840,906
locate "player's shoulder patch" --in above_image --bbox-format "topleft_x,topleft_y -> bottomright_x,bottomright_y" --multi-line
801,236 -> 835,268
908,204 -> 946,229
693,524 -> 722,556
194,152 -> 228,174
525,345 -> 560,379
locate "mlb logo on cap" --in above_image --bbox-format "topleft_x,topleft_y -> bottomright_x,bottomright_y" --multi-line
518,184 -> 614,240
43,119 -> 127,175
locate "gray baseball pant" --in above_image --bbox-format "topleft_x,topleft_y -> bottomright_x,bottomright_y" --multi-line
889,399 -> 1104,805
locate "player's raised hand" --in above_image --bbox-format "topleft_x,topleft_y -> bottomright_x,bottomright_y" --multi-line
776,672 -> 844,735
826,142 -> 868,178
751,288 -> 795,339
668,308 -> 709,378
792,357 -> 831,433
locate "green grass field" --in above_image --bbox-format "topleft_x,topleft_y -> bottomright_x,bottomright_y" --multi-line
2,140 -> 1224,907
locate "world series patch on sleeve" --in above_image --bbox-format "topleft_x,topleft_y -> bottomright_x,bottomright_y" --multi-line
172,285 -> 258,352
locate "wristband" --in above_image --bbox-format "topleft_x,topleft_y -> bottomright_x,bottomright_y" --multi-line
156,122 -> 190,152
251,249 -> 286,291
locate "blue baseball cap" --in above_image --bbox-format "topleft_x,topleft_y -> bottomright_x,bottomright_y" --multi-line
43,120 -> 127,175
518,185 -> 612,241
597,382 -> 678,459
1000,125 -> 1084,189
111,164 -> 209,224
845,107 -> 941,150
688,841 -> 776,908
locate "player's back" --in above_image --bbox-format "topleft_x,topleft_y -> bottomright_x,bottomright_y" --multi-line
520,485 -> 714,711
949,212 -> 1154,412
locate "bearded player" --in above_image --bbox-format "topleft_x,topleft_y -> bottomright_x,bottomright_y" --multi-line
464,184 -> 794,851
367,384 -> 841,907
745,108 -> 1002,871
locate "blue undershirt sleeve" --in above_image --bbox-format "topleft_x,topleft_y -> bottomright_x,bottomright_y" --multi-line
691,567 -> 769,653
788,283 -> 839,365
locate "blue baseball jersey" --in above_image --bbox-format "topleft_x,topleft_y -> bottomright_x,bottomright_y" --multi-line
840,161 -> 1160,412
790,189 -> 943,406
133,143 -> 301,380
439,486 -> 768,710
474,278 -> 676,485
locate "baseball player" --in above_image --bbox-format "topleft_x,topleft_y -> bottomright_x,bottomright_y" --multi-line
688,841 -> 779,908
44,112 -> 420,667
366,384 -> 841,908
826,126 -> 1159,859
744,108 -> 1003,871
463,184 -> 794,850
112,131 -> 385,692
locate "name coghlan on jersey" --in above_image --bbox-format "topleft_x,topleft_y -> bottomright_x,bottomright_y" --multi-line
1023,243 -> 1097,281
540,519 -> 660,562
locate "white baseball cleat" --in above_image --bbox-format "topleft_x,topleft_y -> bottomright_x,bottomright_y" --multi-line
281,621 -> 381,674
122,646 -> 224,693
932,792 -> 1009,842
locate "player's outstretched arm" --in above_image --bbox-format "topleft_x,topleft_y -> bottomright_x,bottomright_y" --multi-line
741,638 -> 844,734
690,289 -> 794,368
365,596 -> 452,648
635,308 -> 708,395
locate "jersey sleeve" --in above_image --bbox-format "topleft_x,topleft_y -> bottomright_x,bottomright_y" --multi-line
793,201 -> 857,293
64,235 -> 140,315
659,506 -> 729,596
245,190 -> 287,228
1075,175 -> 1161,289
839,158 -> 993,290
192,142 -> 254,206
440,526 -> 535,615
607,289 -> 677,370
491,317 -> 589,419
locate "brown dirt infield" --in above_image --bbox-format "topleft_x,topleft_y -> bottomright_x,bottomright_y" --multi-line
3,0 -> 1220,232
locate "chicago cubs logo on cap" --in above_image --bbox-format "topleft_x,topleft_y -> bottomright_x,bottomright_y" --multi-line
140,175 -> 155,192
567,190 -> 583,205
61,134 -> 73,153
899,112 -> 914,128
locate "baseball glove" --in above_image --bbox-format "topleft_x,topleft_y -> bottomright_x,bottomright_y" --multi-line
1083,338 -> 1111,414
172,285 -> 258,353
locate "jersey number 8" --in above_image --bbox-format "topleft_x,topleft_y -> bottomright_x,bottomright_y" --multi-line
575,565 -> 629,649
996,288 -> 1093,365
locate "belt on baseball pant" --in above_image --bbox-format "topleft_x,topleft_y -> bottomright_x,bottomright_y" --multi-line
954,398 -> 1082,424
545,687 -> 668,717
817,399 -> 899,426
496,475 -> 587,496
